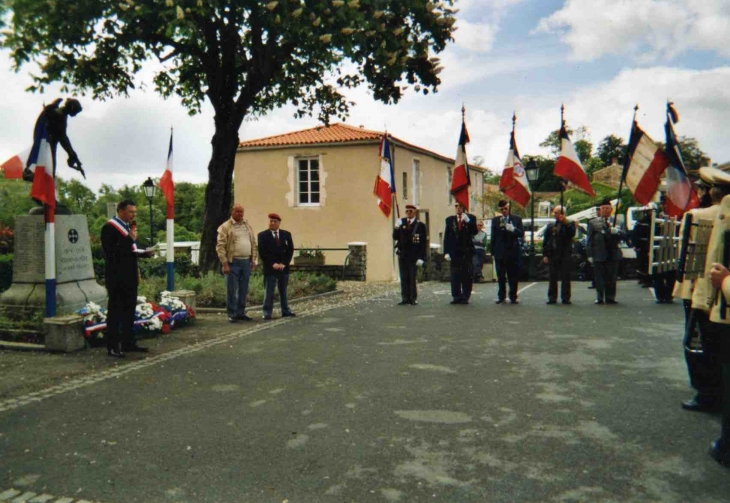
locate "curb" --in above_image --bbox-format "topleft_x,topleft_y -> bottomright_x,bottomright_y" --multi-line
195,289 -> 344,314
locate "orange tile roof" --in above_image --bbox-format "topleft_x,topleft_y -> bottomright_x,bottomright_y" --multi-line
238,122 -> 472,167
239,123 -> 382,148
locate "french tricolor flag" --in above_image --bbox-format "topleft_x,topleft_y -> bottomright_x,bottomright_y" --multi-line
663,103 -> 698,217
450,118 -> 471,210
0,148 -> 30,179
499,125 -> 531,208
622,122 -> 669,205
373,133 -> 396,217
159,130 -> 175,291
554,123 -> 595,197
27,114 -> 56,222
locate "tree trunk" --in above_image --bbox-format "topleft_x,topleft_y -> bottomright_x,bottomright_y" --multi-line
199,118 -> 241,272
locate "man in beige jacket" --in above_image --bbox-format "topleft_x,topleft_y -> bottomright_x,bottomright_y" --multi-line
216,204 -> 257,323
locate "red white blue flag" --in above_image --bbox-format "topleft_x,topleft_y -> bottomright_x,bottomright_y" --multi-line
663,103 -> 698,217
27,113 -> 55,222
450,118 -> 471,210
373,133 -> 396,217
0,148 -> 29,179
499,125 -> 531,207
554,121 -> 595,197
621,121 -> 668,205
159,130 -> 174,219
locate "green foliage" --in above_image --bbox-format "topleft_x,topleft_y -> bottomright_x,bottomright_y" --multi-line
0,254 -> 12,293
138,254 -> 200,280
0,176 -> 36,229
522,155 -> 564,192
584,157 -> 605,179
573,139 -> 592,164
137,270 -> 335,308
298,247 -> 325,259
596,134 -> 626,166
555,183 -> 636,215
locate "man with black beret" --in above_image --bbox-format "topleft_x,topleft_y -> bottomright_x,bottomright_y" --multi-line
258,213 -> 295,320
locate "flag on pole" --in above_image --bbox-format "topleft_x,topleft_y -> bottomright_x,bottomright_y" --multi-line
159,129 -> 175,291
450,110 -> 471,210
621,121 -> 669,205
373,133 -> 396,217
553,116 -> 595,197
499,120 -> 531,207
159,131 -> 174,219
663,102 -> 698,217
27,113 -> 56,221
0,148 -> 30,179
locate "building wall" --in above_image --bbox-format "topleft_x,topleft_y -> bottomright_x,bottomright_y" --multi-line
235,143 -> 484,281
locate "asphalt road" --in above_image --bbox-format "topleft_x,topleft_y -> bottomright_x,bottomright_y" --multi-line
1,280 -> 729,502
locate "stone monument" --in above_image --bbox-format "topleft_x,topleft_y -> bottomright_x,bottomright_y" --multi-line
0,214 -> 107,314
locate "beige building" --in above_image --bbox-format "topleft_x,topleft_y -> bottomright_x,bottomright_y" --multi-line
235,123 -> 486,281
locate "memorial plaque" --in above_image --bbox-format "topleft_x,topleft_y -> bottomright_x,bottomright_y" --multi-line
12,216 -> 46,283
55,216 -> 95,284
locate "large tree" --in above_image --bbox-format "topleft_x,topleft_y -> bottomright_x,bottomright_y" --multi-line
596,134 -> 626,166
2,0 -> 456,270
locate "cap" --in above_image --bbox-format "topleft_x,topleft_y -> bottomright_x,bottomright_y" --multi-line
598,198 -> 612,207
700,167 -> 730,187
405,204 -> 417,210
267,213 -> 282,221
498,200 -> 509,208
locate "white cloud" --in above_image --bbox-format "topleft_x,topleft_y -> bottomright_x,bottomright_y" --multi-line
452,0 -> 524,52
535,0 -> 730,61
453,20 -> 497,52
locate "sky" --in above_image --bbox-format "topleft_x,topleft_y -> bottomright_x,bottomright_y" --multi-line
1,0 -> 730,192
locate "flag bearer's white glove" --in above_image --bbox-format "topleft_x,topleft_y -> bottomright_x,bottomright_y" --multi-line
505,223 -> 515,232
611,228 -> 619,235
460,213 -> 470,223
444,254 -> 451,262
416,259 -> 424,267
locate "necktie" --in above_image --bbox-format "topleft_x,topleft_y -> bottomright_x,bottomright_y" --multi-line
458,218 -> 462,231
275,231 -> 279,245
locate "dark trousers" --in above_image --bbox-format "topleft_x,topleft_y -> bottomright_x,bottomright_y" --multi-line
653,272 -> 676,301
106,282 -> 137,350
712,327 -> 730,446
495,256 -> 520,301
226,258 -> 251,317
473,249 -> 486,281
684,310 -> 724,401
450,259 -> 473,301
548,255 -> 572,302
594,261 -> 618,302
263,273 -> 290,317
398,257 -> 418,303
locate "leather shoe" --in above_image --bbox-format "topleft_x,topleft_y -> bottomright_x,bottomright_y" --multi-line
450,299 -> 462,305
710,440 -> 730,467
495,299 -> 506,305
282,312 -> 296,317
459,299 -> 469,304
398,301 -> 409,305
410,300 -> 419,306
262,315 -> 272,320
228,317 -> 238,323
107,346 -> 124,358
595,300 -> 604,305
546,300 -> 557,305
509,299 -> 519,304
606,300 -> 618,305
681,396 -> 720,412
562,301 -> 572,305
237,314 -> 253,321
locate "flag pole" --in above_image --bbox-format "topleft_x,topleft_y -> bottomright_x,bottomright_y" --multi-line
45,204 -> 56,318
614,104 -> 639,226
559,104 -> 565,212
166,126 -> 174,291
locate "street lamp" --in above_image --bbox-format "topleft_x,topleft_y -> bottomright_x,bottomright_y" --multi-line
525,159 -> 540,280
141,177 -> 156,247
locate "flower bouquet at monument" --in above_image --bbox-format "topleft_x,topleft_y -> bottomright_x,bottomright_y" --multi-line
134,296 -> 169,333
77,301 -> 108,341
159,291 -> 196,328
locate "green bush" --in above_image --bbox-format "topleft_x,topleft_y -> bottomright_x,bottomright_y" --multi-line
137,270 -> 336,308
138,254 -> 200,279
0,254 -> 12,294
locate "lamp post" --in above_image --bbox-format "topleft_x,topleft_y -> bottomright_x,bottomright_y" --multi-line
525,159 -> 540,280
141,177 -> 156,247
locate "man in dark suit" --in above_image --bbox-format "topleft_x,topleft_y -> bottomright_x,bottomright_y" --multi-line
257,213 -> 295,320
101,199 -> 152,357
542,205 -> 576,305
587,199 -> 624,305
443,202 -> 478,304
490,200 -> 524,304
393,204 -> 428,305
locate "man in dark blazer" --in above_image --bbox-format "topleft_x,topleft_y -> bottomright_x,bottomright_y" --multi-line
393,204 -> 428,305
443,202 -> 478,304
257,213 -> 295,320
491,200 -> 524,304
101,199 -> 152,357
587,199 -> 624,304
542,205 -> 577,305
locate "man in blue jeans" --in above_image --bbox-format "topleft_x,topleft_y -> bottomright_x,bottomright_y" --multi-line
216,204 -> 258,322
258,213 -> 295,320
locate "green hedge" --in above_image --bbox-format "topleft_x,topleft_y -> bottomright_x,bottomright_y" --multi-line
137,270 -> 337,308
94,254 -> 200,283
0,255 -> 12,294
